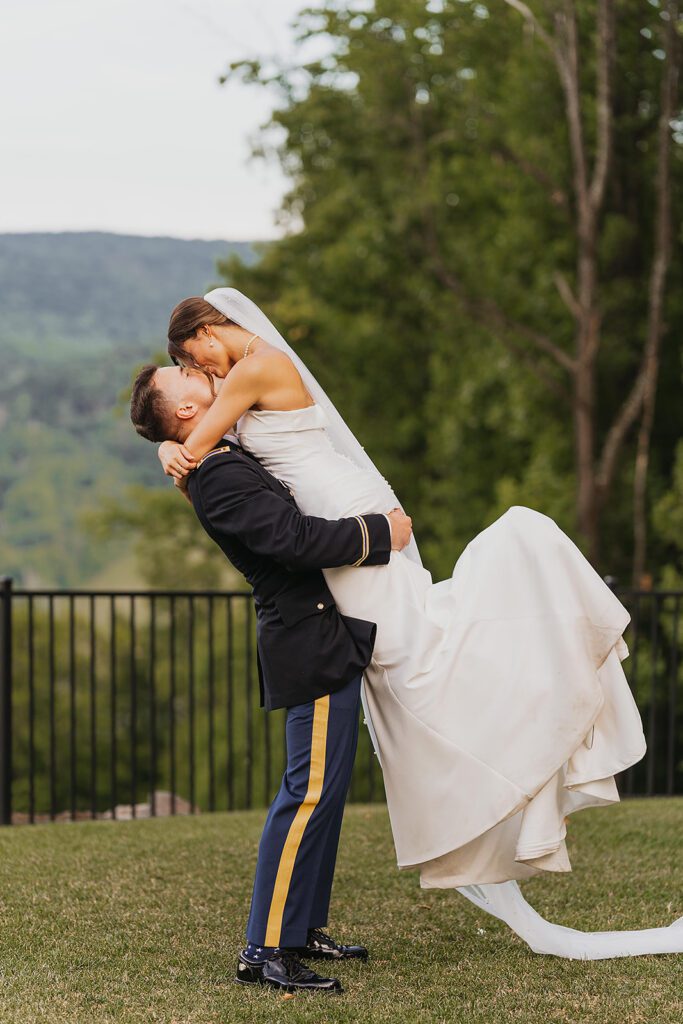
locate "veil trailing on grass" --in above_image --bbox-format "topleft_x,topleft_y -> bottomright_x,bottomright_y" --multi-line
204,286 -> 683,960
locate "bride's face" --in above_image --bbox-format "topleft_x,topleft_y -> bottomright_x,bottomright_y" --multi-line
182,328 -> 230,378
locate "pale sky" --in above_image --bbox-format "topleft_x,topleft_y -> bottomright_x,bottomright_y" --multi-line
1,0 -> 322,240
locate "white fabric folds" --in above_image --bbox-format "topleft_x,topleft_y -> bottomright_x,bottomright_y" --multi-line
203,287 -> 683,960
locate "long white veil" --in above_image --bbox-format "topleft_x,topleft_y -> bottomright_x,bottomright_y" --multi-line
204,286 -> 683,960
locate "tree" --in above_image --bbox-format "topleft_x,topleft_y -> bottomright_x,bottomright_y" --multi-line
504,0 -> 681,574
631,0 -> 681,585
84,487 -> 240,591
219,0 -> 683,581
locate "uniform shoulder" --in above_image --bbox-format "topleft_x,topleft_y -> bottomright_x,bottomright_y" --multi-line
189,446 -> 275,524
194,446 -> 260,481
192,448 -> 266,499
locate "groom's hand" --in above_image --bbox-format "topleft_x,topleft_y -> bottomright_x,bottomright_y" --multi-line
387,508 -> 412,551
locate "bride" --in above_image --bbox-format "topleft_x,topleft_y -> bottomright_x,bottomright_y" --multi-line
158,287 -> 683,960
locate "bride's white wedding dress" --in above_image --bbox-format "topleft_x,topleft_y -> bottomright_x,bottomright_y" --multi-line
204,285 -> 683,960
238,403 -> 683,959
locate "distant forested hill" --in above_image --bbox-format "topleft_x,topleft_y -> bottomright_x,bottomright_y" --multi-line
0,232 -> 255,351
0,232 -> 258,586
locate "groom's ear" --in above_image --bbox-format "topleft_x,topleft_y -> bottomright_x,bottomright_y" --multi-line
175,400 -> 198,423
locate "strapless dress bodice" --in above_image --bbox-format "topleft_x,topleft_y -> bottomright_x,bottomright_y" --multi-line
238,404 -> 399,520
238,402 -> 327,436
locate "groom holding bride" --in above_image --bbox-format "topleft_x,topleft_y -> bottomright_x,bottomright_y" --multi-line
131,361 -> 414,993
131,287 -> 683,989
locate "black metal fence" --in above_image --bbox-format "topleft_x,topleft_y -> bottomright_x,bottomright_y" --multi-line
0,577 -> 681,825
0,578 -> 382,825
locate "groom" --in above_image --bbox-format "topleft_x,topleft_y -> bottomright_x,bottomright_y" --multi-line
130,364 -> 412,994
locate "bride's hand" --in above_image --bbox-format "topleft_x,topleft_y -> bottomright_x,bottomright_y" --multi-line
158,440 -> 196,479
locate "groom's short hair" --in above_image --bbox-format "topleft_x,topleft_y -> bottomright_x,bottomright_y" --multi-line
130,364 -> 178,442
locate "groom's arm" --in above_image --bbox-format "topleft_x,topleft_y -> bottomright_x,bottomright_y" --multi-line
193,457 -> 392,571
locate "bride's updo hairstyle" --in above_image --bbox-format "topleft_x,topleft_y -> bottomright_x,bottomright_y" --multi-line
167,296 -> 236,373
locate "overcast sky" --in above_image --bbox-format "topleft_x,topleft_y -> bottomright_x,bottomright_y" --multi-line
1,0 -> 318,240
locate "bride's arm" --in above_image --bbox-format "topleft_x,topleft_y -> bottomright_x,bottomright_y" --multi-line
159,360 -> 262,479
184,360 -> 262,459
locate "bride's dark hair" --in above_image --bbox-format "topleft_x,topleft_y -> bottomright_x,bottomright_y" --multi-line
167,296 -> 235,371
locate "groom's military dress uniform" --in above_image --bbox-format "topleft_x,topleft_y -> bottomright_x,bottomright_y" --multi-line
188,439 -> 391,949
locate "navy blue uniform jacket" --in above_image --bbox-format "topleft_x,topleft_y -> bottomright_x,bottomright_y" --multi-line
187,442 -> 392,710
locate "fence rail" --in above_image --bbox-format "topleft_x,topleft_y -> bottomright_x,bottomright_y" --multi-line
0,577 -> 681,824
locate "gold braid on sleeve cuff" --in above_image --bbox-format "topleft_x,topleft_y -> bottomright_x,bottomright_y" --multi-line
352,515 -> 370,566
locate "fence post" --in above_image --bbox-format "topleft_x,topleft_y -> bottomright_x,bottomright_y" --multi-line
0,577 -> 13,825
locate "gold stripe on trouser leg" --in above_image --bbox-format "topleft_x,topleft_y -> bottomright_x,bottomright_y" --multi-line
264,694 -> 331,947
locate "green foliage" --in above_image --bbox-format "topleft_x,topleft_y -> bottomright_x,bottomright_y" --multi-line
653,440 -> 683,590
220,0 -> 683,582
3,7 -> 682,589
84,487 -> 240,591
0,233 -> 255,586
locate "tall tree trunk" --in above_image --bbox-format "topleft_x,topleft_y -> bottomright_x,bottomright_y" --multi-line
552,1 -> 613,562
505,0 -> 614,563
632,0 -> 680,587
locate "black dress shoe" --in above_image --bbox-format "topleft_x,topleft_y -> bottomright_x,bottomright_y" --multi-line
235,953 -> 265,985
296,927 -> 369,961
262,950 -> 342,993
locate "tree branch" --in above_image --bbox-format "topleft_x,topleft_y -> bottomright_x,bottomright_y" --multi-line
491,144 -> 569,209
478,296 -> 577,373
493,329 -> 573,405
596,363 -> 646,497
588,0 -> 615,213
553,271 -> 581,319
426,245 -> 576,378
555,2 -> 589,209
503,0 -> 558,56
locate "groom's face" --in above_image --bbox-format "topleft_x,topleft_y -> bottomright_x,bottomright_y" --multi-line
154,365 -> 216,439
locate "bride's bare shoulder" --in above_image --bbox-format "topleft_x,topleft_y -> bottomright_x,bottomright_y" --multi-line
245,345 -> 313,407
224,344 -> 307,405
257,344 -> 297,368
245,344 -> 301,382
226,344 -> 292,380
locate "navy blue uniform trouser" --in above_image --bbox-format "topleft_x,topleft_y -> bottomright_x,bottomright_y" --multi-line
245,674 -> 362,948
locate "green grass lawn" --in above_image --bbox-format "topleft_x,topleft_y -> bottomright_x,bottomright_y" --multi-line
0,799 -> 681,1023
